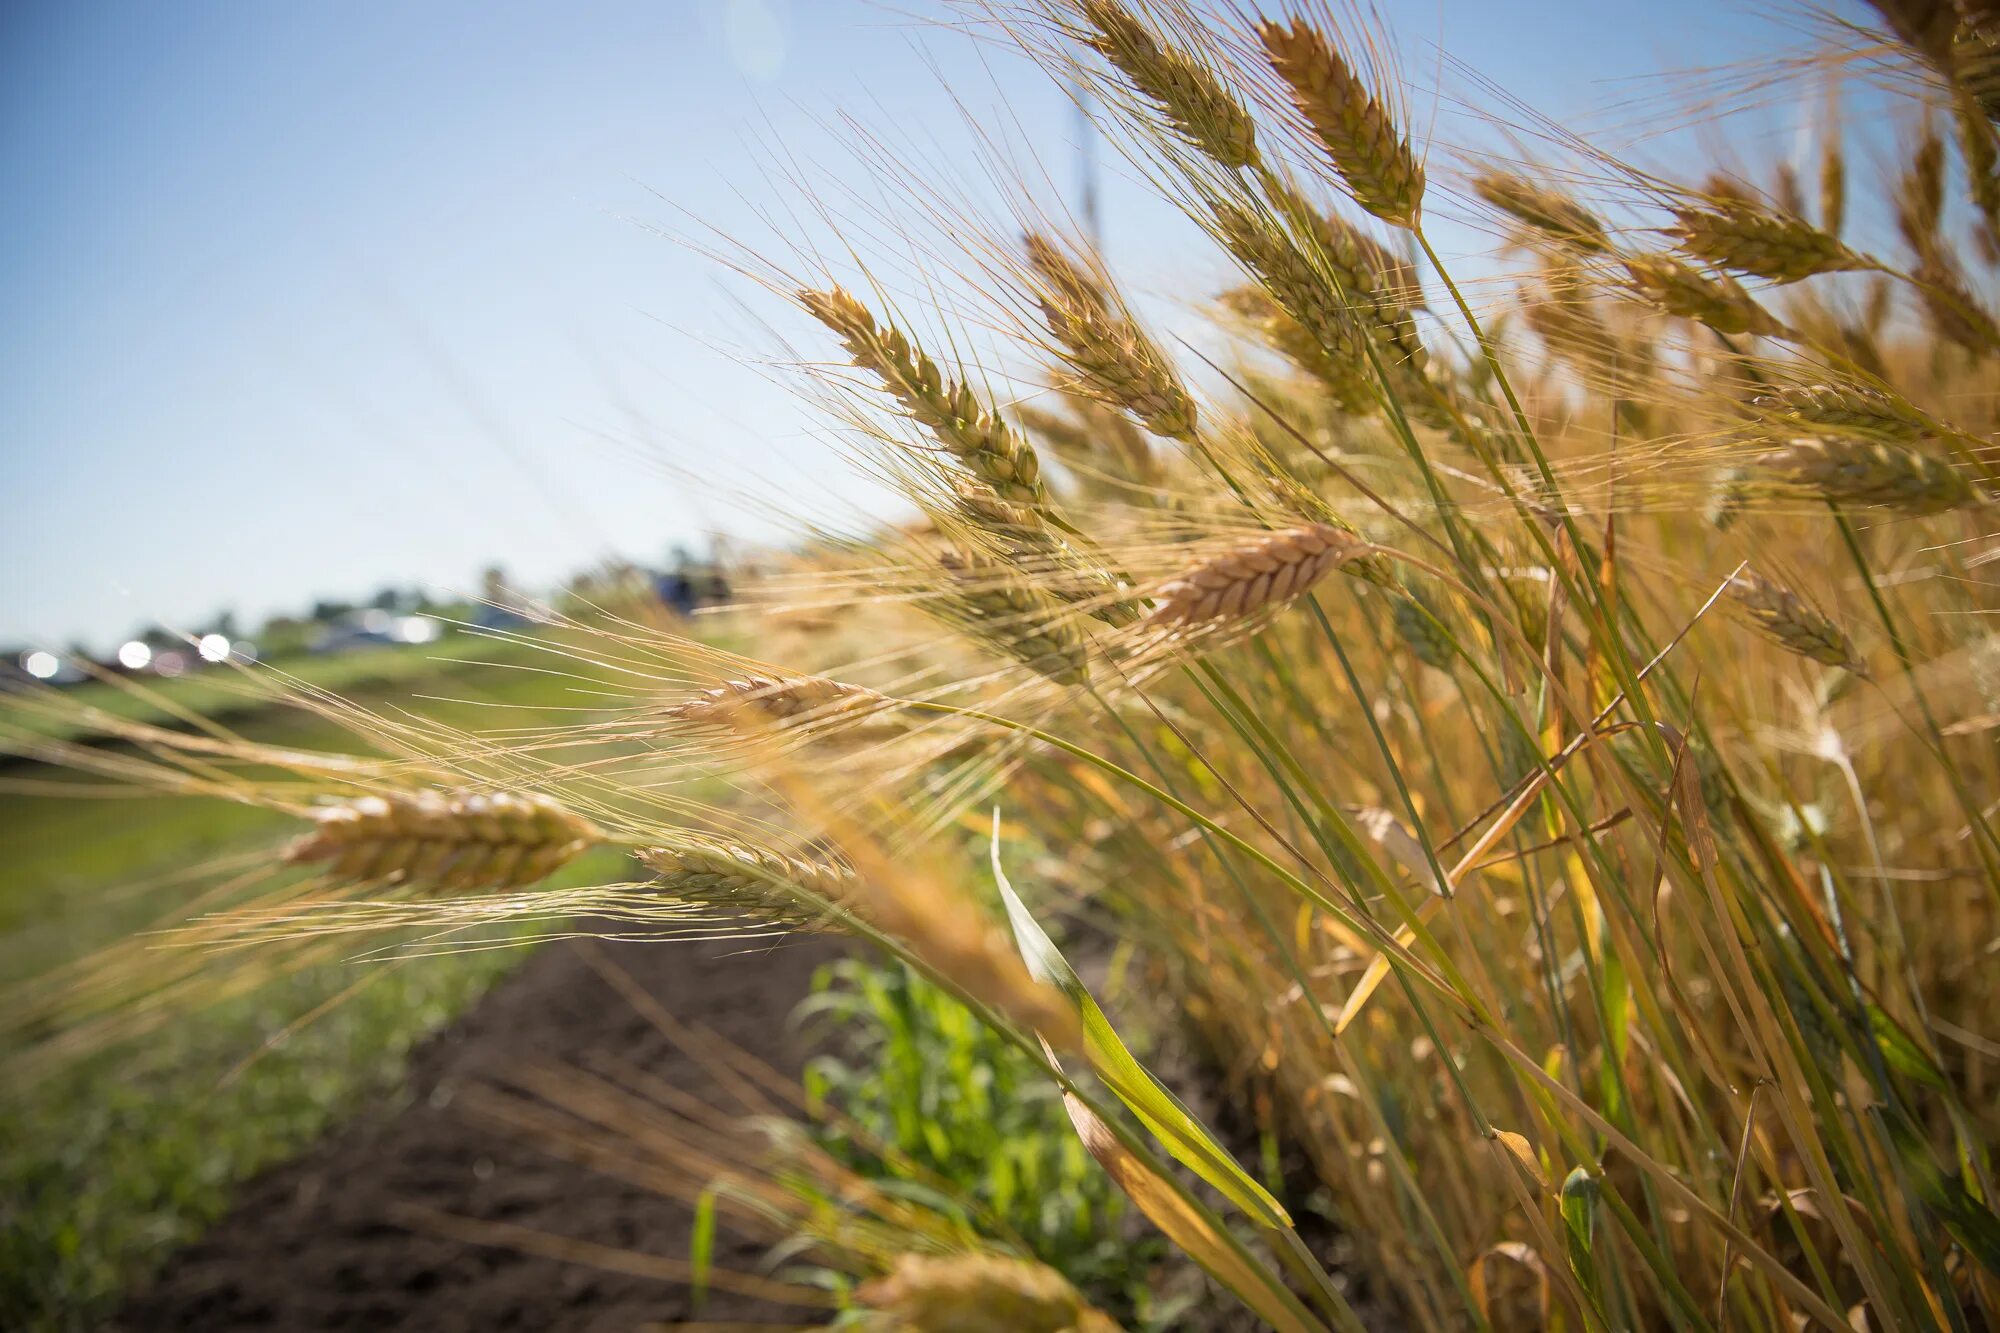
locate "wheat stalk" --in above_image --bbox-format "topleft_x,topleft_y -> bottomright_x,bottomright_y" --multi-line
1145,523 -> 1373,627
284,789 -> 601,893
1258,17 -> 1423,226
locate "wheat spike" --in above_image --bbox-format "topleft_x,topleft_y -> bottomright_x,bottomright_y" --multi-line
1622,254 -> 1783,337
1751,382 -> 1935,441
937,550 -> 1094,684
948,480 -> 1144,627
1392,585 -> 1455,670
1473,170 -> 1609,253
1076,0 -> 1258,170
1259,18 -> 1423,226
662,674 -> 895,734
1287,193 -> 1428,367
1767,437 -> 1980,513
1025,234 -> 1199,440
1897,124 -> 1946,260
284,789 -> 601,893
1219,284 -> 1373,413
1146,524 -> 1372,627
858,1252 -> 1121,1333
643,843 -> 857,926
1727,570 -> 1864,671
1958,99 -> 2000,259
1670,198 -> 1867,284
1913,255 -> 2000,353
802,287 -> 1049,508
1819,128 -> 1847,240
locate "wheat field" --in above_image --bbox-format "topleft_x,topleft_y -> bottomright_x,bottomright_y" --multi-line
6,1 -> 2000,1329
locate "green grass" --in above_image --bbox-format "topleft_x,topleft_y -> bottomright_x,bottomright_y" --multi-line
0,636 -> 634,1330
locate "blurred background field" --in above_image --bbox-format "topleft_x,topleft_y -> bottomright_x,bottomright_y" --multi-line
0,631 -> 636,1326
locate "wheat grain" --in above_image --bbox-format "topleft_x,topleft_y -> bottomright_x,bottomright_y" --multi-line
284,789 -> 601,893
1145,523 -> 1372,627
1259,18 -> 1423,226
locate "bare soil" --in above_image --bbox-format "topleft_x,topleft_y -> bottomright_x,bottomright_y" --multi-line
114,935 -> 843,1331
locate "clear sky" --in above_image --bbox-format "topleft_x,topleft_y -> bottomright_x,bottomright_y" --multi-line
2,0 -> 1828,652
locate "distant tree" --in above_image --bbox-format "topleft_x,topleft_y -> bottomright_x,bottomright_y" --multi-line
309,599 -> 354,623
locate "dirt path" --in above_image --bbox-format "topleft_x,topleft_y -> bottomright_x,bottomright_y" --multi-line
115,935 -> 843,1331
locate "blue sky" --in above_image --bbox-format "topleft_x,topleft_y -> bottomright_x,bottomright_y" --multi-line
2,0 -> 1828,651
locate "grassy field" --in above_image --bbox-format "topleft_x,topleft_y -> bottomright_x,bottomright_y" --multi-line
0,637 -> 635,1330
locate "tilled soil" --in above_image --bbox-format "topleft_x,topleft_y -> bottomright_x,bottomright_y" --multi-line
114,935 -> 844,1332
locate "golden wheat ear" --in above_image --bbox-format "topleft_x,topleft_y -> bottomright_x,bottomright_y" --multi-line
1726,570 -> 1866,673
1765,437 -> 1982,514
1620,253 -> 1784,337
1257,16 -> 1423,227
1473,170 -> 1610,254
1074,0 -> 1259,171
1144,523 -> 1372,628
1023,232 -> 1200,441
283,789 -> 601,894
800,286 -> 1052,511
641,842 -> 856,926
1669,196 -> 1868,284
858,1252 -> 1121,1333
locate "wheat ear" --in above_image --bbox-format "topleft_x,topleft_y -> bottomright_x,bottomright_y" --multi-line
802,287 -> 1049,509
1727,570 -> 1864,672
859,1252 -> 1119,1333
1751,383 -> 1936,441
1145,524 -> 1373,628
937,550 -> 1094,684
643,842 -> 857,925
1621,254 -> 1784,337
284,789 -> 601,893
1024,233 -> 1199,440
1473,171 -> 1610,254
1669,197 -> 1867,284
1258,18 -> 1423,226
663,674 -> 895,734
1075,0 -> 1258,170
1766,437 -> 1980,514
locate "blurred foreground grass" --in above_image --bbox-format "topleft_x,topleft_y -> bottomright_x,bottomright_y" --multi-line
0,638 -> 632,1329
